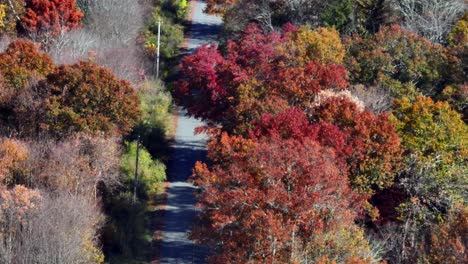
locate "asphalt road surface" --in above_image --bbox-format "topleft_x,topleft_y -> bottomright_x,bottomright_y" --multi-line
159,1 -> 222,263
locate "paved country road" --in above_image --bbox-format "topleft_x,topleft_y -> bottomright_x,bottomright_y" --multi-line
159,1 -> 222,264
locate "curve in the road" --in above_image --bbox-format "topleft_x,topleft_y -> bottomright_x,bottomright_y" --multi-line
159,1 -> 222,264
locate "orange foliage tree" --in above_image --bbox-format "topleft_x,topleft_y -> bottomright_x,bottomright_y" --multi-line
0,138 -> 28,184
43,61 -> 140,136
205,0 -> 239,14
0,40 -> 55,136
0,39 -> 54,89
423,205 -> 468,264
0,184 -> 41,263
0,184 -> 41,230
0,40 -> 140,138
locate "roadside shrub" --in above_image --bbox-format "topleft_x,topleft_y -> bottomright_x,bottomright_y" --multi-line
121,141 -> 166,198
144,4 -> 184,69
138,78 -> 173,132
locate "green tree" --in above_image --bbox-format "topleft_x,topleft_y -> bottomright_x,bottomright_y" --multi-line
321,0 -> 353,31
322,0 -> 395,36
134,79 -> 174,161
121,141 -> 166,198
345,25 -> 448,98
138,79 -> 173,131
144,7 -> 184,60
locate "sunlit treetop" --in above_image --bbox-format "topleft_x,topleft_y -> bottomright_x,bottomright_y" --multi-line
44,61 -> 140,136
391,96 -> 467,158
175,23 -> 349,133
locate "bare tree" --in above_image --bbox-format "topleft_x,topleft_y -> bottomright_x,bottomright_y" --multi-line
281,0 -> 326,26
223,0 -> 326,36
26,134 -> 121,197
350,84 -> 393,113
21,193 -> 104,264
0,185 -> 41,264
0,188 -> 104,264
78,133 -> 122,198
84,0 -> 146,45
392,0 -> 466,43
0,35 -> 12,52
48,29 -> 101,64
47,0 -> 150,83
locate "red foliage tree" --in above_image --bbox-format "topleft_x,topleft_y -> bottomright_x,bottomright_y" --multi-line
270,62 -> 348,107
192,135 -> 365,263
175,23 -> 348,133
252,105 -> 398,197
250,97 -> 401,197
250,108 -> 351,161
311,96 -> 402,195
175,44 -> 228,121
22,0 -> 83,37
250,108 -> 315,140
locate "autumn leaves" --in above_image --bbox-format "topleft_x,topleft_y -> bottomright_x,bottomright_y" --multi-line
174,25 -> 395,263
0,40 -> 139,137
174,22 -> 467,263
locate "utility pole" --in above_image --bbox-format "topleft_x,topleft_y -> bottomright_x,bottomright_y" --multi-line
156,18 -> 162,79
133,135 -> 140,204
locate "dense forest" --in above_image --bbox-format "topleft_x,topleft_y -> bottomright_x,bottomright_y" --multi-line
0,0 -> 466,264
176,0 -> 467,263
0,0 -> 186,263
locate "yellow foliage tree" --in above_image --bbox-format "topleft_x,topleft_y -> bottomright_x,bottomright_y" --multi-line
293,225 -> 376,263
0,4 -> 6,28
281,26 -> 346,66
449,13 -> 468,46
391,96 -> 467,238
0,0 -> 26,35
82,232 -> 105,264
392,96 -> 467,158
